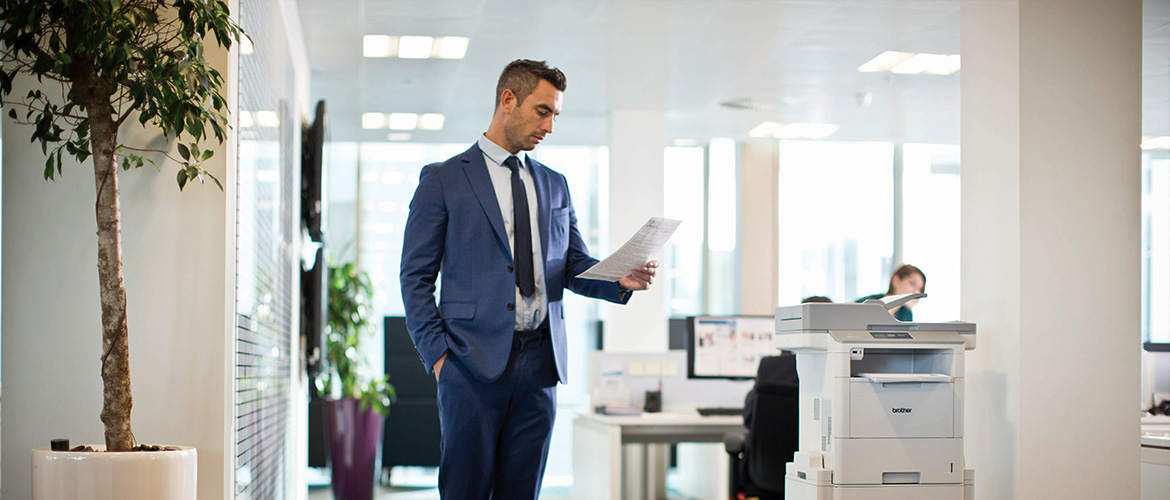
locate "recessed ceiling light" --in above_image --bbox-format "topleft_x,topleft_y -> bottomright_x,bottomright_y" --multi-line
436,37 -> 469,59
419,113 -> 445,130
774,123 -> 839,140
388,113 -> 419,130
255,111 -> 280,128
363,35 -> 397,58
923,54 -> 961,75
748,121 -> 781,138
239,111 -> 254,128
890,53 -> 949,74
1141,136 -> 1170,150
362,112 -> 387,129
398,36 -> 433,59
387,133 -> 412,141
858,51 -> 914,72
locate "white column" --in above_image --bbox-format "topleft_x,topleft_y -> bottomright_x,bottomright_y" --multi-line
604,109 -> 667,351
960,1 -> 1142,499
740,141 -> 780,314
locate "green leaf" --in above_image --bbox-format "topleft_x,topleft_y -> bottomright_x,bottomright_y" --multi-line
201,149 -> 213,161
177,143 -> 190,160
177,168 -> 188,190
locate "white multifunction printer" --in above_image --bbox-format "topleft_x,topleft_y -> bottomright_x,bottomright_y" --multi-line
774,293 -> 976,500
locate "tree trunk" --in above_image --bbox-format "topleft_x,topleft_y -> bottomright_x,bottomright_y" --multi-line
81,71 -> 134,452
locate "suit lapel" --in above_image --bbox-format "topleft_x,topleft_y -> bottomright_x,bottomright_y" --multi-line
527,156 -> 552,261
460,145 -> 510,255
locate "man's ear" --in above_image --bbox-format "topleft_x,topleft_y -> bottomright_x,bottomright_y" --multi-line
500,88 -> 517,113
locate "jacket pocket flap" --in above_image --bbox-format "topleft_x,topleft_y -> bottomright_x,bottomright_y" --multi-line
439,302 -> 476,319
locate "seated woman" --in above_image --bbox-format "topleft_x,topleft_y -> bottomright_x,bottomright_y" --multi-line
856,264 -> 926,322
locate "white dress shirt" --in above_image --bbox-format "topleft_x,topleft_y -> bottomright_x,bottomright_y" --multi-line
477,135 -> 548,331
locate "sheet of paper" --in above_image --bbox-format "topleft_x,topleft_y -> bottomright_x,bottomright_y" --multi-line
576,217 -> 682,282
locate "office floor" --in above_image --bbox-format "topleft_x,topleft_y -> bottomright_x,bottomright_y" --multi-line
306,467 -> 704,500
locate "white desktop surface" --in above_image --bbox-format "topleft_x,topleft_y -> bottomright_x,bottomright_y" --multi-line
572,408 -> 744,500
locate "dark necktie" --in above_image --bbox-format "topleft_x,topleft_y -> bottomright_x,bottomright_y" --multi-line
504,155 -> 535,297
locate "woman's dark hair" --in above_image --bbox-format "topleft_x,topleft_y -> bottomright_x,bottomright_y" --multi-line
886,264 -> 926,295
495,59 -> 567,108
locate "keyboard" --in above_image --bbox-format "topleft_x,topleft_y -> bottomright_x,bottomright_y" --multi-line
696,407 -> 744,417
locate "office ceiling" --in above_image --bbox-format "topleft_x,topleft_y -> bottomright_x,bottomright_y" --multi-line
296,0 -> 1169,147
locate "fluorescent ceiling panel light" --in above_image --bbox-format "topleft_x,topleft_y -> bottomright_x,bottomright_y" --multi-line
1141,136 -> 1170,150
239,111 -> 254,128
363,35 -> 394,57
419,113 -> 445,130
255,111 -> 280,127
240,36 -> 254,55
774,123 -> 839,140
858,51 -> 914,72
890,53 -> 949,75
436,37 -> 469,59
388,113 -> 419,130
672,139 -> 698,147
923,54 -> 961,75
362,112 -> 387,129
398,36 -> 433,59
748,121 -> 780,138
387,133 -> 412,141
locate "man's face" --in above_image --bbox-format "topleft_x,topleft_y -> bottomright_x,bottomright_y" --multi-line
502,79 -> 562,153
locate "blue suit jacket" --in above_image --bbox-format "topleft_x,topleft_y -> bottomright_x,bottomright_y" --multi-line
400,143 -> 630,384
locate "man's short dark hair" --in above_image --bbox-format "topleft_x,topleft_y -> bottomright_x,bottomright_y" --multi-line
495,59 -> 567,108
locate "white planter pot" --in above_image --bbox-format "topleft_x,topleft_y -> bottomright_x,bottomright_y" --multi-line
31,446 -> 197,500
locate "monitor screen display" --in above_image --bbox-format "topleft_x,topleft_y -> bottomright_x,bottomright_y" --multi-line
686,316 -> 779,379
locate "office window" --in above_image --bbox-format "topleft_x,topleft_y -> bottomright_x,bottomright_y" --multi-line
707,138 -> 740,314
777,140 -> 894,305
902,144 -> 961,321
236,0 -> 298,497
1143,150 -> 1169,344
664,146 -> 706,317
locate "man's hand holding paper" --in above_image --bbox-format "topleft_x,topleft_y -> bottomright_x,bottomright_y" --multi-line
578,217 -> 681,288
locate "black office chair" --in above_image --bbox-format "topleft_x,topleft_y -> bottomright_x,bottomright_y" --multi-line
724,353 -> 799,500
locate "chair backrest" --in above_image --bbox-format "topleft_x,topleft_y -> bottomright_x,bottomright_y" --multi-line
745,354 -> 799,494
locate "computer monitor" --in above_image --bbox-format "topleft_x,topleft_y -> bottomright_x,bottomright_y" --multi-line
685,316 -> 779,379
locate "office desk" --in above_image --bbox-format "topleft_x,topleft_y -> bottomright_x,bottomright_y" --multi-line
571,409 -> 744,500
1141,416 -> 1169,500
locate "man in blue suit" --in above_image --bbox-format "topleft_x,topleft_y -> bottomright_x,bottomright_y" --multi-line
400,59 -> 657,499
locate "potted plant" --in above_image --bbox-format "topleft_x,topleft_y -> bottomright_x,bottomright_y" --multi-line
316,261 -> 396,500
0,1 -> 241,499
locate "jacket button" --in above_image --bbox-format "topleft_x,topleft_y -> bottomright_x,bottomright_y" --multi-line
507,265 -> 513,272
507,303 -> 515,311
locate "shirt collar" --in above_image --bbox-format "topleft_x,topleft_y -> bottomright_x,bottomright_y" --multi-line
478,134 -> 527,169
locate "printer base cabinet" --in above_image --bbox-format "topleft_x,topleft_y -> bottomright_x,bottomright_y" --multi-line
785,452 -> 974,500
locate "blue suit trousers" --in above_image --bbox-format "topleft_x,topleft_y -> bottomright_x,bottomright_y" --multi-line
435,328 -> 559,499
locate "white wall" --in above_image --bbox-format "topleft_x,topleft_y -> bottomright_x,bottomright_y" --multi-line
1,43 -> 237,500
961,1 -> 1142,498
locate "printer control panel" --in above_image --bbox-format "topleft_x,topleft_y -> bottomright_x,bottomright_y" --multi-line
870,332 -> 913,340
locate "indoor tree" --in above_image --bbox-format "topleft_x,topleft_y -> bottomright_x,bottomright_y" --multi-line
0,0 -> 242,451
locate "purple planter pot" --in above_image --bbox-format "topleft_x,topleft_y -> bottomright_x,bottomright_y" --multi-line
327,398 -> 385,500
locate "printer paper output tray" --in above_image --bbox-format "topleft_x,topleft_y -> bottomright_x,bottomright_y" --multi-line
858,373 -> 952,384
